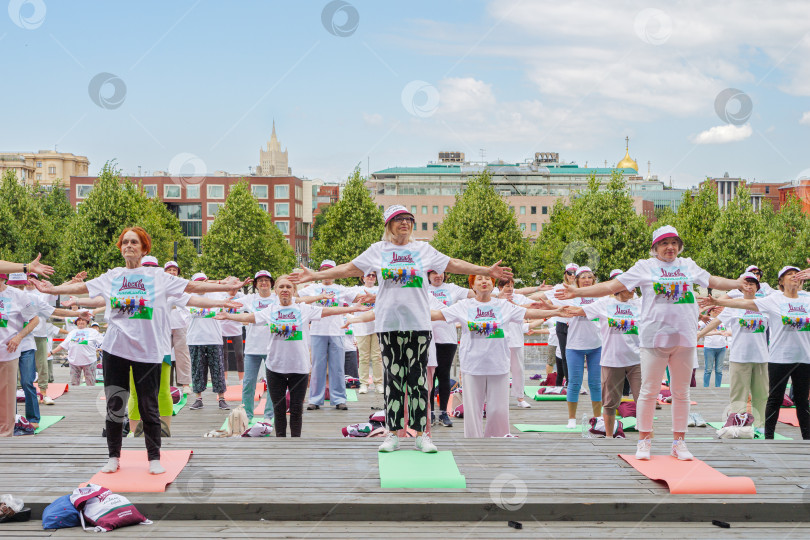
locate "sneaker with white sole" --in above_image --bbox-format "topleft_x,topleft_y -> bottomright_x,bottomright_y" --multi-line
376,384 -> 385,394
358,384 -> 368,394
566,418 -> 577,429
670,438 -> 694,461
189,398 -> 204,410
42,396 -> 55,406
415,434 -> 438,453
378,433 -> 400,453
635,438 -> 652,460
517,399 -> 531,408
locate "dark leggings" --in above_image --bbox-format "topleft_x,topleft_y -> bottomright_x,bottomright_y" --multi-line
102,351 -> 162,460
431,343 -> 457,411
555,323 -> 569,385
379,330 -> 431,432
765,362 -> 810,439
267,370 -> 308,437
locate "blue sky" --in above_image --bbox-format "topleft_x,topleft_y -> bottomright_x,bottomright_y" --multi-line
2,0 -> 809,187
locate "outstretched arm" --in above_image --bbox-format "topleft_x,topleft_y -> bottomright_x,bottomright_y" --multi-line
698,295 -> 758,312
445,259 -> 512,282
214,311 -> 256,324
185,277 -> 249,295
321,304 -> 371,318
289,262 -> 364,284
709,276 -> 744,292
186,296 -> 242,310
0,254 -> 53,276
696,318 -> 722,340
555,279 -> 628,300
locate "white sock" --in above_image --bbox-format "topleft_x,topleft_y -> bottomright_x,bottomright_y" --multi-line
101,457 -> 119,473
149,460 -> 166,475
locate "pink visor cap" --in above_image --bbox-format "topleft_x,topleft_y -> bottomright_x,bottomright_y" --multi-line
651,225 -> 681,248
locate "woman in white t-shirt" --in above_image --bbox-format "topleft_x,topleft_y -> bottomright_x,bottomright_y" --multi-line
290,205 -> 513,453
163,260 -> 191,395
496,276 -> 536,409
699,272 -> 768,429
354,273 -> 381,395
31,227 -> 246,474
698,306 -> 729,388
431,275 -> 562,438
216,275 -> 367,437
556,225 -> 742,460
49,317 -> 102,386
701,266 -> 809,439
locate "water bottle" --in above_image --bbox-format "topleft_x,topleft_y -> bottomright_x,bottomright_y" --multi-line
581,413 -> 591,438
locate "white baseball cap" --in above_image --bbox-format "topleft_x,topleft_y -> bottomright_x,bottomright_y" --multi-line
575,266 -> 593,277
740,272 -> 761,290
191,272 -> 208,281
609,269 -> 624,279
778,266 -> 800,279
164,260 -> 179,270
564,263 -> 579,273
7,272 -> 28,286
651,225 -> 680,247
383,204 -> 412,224
141,256 -> 159,267
319,259 -> 336,269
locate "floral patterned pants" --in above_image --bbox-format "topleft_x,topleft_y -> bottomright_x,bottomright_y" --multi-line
378,330 -> 431,432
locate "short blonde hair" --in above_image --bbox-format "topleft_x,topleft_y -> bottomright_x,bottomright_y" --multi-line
382,220 -> 415,243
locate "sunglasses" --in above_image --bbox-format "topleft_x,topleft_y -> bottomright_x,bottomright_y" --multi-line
391,216 -> 415,224
565,270 -> 576,275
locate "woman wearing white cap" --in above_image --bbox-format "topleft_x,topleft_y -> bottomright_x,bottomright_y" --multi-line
290,204 -> 512,453
701,266 -> 809,439
551,266 -> 603,428
298,260 -> 362,411
31,227 -> 245,473
239,270 -> 277,422
541,264 -> 579,387
557,225 -> 743,459
699,272 -> 768,430
563,269 -> 641,437
163,261 -> 191,394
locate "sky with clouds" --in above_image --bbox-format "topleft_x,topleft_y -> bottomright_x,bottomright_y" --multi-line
2,0 -> 809,187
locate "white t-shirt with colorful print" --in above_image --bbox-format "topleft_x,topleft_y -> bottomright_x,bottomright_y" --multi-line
0,286 -> 37,362
429,282 -> 469,344
352,241 -> 450,333
298,283 -> 356,337
718,307 -> 769,363
552,296 -> 602,350
617,257 -> 710,348
581,297 -> 641,368
754,292 -> 810,364
254,302 -> 323,374
440,298 -> 526,375
185,293 -> 227,347
86,267 -> 188,363
64,328 -> 103,366
239,292 -> 278,355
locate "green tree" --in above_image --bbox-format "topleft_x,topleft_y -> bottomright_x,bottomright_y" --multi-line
0,170 -> 55,269
753,194 -> 810,286
198,180 -> 295,279
530,172 -> 649,282
139,197 -> 198,274
673,181 -> 720,258
697,184 -> 759,278
432,172 -> 529,285
310,167 -> 384,274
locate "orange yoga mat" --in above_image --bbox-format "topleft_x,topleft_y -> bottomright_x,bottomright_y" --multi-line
224,384 -> 262,402
779,408 -> 800,427
85,450 -> 193,492
46,383 -> 68,400
619,454 -> 756,494
255,398 -> 266,415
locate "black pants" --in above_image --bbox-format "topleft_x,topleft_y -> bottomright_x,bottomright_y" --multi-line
765,363 -> 810,439
555,323 -> 569,385
379,330 -> 431,432
102,351 -> 162,460
431,343 -> 457,411
267,370 -> 308,437
344,350 -> 359,379
223,335 -> 244,372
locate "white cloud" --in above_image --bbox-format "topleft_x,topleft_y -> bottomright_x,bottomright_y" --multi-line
691,124 -> 752,144
437,77 -> 496,115
801,111 -> 810,125
362,112 -> 383,126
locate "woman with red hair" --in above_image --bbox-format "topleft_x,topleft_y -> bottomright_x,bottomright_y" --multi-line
32,227 -> 245,474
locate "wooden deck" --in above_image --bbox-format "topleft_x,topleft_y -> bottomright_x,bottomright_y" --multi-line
2,357 -> 810,533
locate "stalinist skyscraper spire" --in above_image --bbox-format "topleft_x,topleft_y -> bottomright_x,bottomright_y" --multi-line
257,120 -> 290,176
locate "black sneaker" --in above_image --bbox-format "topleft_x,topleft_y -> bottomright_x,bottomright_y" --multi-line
439,411 -> 454,427
190,398 -> 204,410
335,403 -> 348,410
431,411 -> 436,425
218,398 -> 230,410
306,404 -> 320,410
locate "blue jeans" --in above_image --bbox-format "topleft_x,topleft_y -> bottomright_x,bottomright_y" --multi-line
18,349 -> 40,424
703,347 -> 725,387
565,347 -> 602,403
309,335 -> 346,406
243,354 -> 273,421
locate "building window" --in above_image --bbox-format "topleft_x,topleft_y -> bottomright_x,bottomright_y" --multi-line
541,206 -> 548,215
76,184 -> 93,199
520,206 -> 526,215
520,223 -> 526,231
410,205 -> 417,214
275,184 -> 289,199
531,206 -> 536,214
295,203 -> 302,216
295,185 -> 302,200
36,161 -> 42,168
208,185 -> 225,199
207,202 -> 224,216
765,186 -> 770,194
186,185 -> 200,199
258,202 -> 268,212
48,166 -> 56,174
175,203 -> 202,221
432,206 -> 439,214
432,222 -> 438,230
509,206 -> 514,213
443,206 -> 450,214
531,223 -> 537,232
421,206 -> 428,214
165,184 -> 181,198
275,220 -> 289,234
421,222 -> 428,231
143,185 -> 158,199
36,173 -> 42,181
252,185 -> 268,199
275,203 -> 290,217
207,220 -> 214,229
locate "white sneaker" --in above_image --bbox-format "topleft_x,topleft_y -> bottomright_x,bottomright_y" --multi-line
671,438 -> 694,461
517,400 -> 531,409
376,384 -> 385,394
378,433 -> 400,453
415,434 -> 438,453
42,396 -> 55,405
358,384 -> 368,394
566,418 -> 576,429
636,439 -> 652,460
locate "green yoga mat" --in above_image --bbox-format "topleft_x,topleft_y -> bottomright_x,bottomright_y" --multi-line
172,393 -> 188,415
35,415 -> 64,433
513,424 -> 581,433
705,421 -> 791,440
378,451 -> 466,488
326,389 -> 358,402
524,385 -> 570,401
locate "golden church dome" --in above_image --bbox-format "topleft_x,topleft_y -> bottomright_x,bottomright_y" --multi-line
617,136 -> 638,171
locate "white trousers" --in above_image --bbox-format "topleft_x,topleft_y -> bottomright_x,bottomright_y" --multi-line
638,346 -> 693,433
509,347 -> 525,399
462,372 -> 510,438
